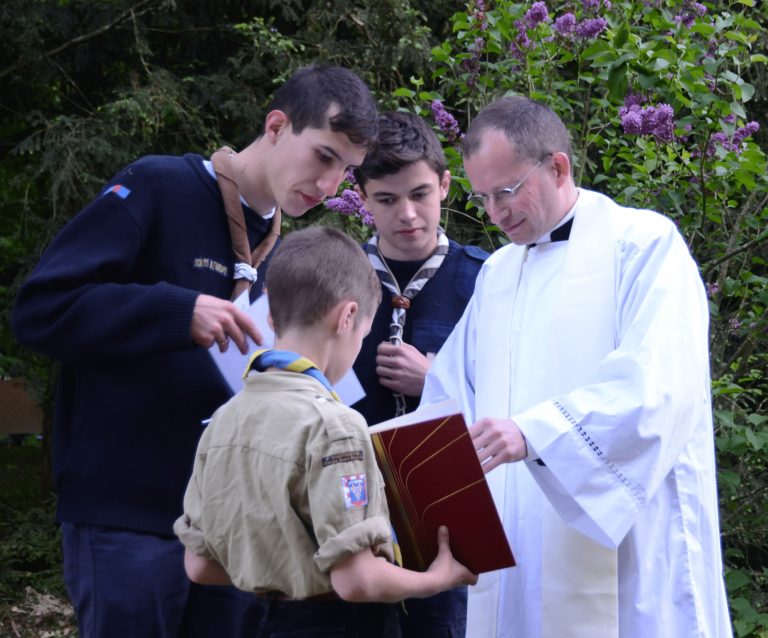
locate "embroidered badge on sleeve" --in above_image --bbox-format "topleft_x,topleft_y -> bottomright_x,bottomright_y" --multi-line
341,473 -> 368,509
322,450 -> 364,467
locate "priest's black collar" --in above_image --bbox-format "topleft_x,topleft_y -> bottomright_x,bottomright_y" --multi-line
527,215 -> 574,249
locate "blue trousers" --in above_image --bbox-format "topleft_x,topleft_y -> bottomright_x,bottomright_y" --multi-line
400,587 -> 468,637
246,594 -> 400,637
61,522 -> 256,638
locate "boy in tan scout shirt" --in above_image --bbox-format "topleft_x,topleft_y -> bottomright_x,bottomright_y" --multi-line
174,226 -> 476,636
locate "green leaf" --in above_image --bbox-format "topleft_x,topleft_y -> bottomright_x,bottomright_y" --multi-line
607,64 -> 628,101
745,428 -> 765,451
613,22 -> 630,49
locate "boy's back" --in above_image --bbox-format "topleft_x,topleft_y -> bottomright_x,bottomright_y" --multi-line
175,227 -> 476,636
176,368 -> 393,598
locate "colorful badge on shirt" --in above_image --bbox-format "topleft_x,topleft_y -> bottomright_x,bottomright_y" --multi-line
341,473 -> 368,509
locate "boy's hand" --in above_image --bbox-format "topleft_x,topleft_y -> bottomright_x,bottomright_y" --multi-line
426,526 -> 478,588
375,342 -> 431,395
190,294 -> 263,353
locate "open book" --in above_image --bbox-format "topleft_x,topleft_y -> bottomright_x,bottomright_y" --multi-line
369,399 -> 515,574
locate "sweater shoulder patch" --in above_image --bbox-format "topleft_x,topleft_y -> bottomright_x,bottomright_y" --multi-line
101,184 -> 132,200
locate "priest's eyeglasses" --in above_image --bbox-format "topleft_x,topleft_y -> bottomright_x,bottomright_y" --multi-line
467,155 -> 550,210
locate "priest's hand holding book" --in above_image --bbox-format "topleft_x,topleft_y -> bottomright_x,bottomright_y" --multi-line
470,416 -> 528,473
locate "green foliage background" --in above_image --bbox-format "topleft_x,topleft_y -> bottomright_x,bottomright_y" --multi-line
0,0 -> 766,635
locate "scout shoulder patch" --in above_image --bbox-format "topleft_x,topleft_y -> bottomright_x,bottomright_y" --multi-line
322,450 -> 364,467
102,184 -> 132,199
341,473 -> 368,509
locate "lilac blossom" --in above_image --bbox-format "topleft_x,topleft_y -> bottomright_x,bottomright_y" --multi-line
707,122 -> 760,156
619,105 -> 643,135
524,2 -> 550,29
575,17 -> 607,39
623,91 -> 647,108
706,282 -> 719,297
619,102 -> 676,143
431,100 -> 462,143
582,0 -> 612,10
643,104 -> 675,142
472,0 -> 488,30
325,189 -> 375,227
674,0 -> 707,28
723,113 -> 736,124
729,317 -> 742,333
732,121 -> 760,146
553,13 -> 576,37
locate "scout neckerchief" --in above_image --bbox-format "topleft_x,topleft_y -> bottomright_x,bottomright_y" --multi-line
244,348 -> 340,401
365,228 -> 450,416
211,146 -> 282,301
245,347 -> 404,568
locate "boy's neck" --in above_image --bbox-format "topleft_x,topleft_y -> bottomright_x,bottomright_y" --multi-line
228,139 -> 276,217
272,329 -> 332,378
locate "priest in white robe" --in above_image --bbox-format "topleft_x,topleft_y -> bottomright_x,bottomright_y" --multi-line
422,96 -> 732,638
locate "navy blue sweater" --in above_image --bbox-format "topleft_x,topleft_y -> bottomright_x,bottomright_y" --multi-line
352,239 -> 488,426
12,153 -> 277,535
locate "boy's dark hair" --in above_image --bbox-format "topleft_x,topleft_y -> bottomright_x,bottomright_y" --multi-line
354,111 -> 447,192
266,227 -> 381,336
463,95 -> 572,166
266,65 -> 379,150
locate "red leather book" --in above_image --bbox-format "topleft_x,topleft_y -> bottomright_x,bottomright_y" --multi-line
369,399 -> 515,574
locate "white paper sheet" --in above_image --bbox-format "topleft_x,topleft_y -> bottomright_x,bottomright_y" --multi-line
208,291 -> 366,406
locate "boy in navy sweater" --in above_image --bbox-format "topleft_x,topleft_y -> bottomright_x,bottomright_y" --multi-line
11,65 -> 378,638
351,111 -> 489,636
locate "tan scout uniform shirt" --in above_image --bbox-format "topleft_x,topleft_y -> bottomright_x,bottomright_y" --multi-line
174,370 -> 394,598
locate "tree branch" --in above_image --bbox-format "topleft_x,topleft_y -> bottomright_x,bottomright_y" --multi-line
0,0 -> 163,81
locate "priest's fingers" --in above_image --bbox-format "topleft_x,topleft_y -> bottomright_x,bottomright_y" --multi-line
471,417 -> 528,471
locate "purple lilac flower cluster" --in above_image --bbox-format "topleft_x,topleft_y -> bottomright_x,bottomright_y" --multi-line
550,6 -> 607,40
509,19 -> 534,64
325,189 -> 375,227
472,0 -> 488,30
674,0 -> 707,28
619,100 -> 676,143
575,17 -> 608,39
431,100 -> 463,144
708,121 -> 760,156
553,13 -> 576,36
462,36 -> 486,85
524,2 -> 550,29
582,0 -> 611,12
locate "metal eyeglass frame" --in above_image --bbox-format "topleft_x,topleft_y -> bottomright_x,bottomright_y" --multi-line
467,154 -> 552,210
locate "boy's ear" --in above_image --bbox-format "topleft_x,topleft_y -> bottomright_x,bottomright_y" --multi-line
264,110 -> 290,143
334,300 -> 359,335
266,311 -> 275,331
439,170 -> 451,201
